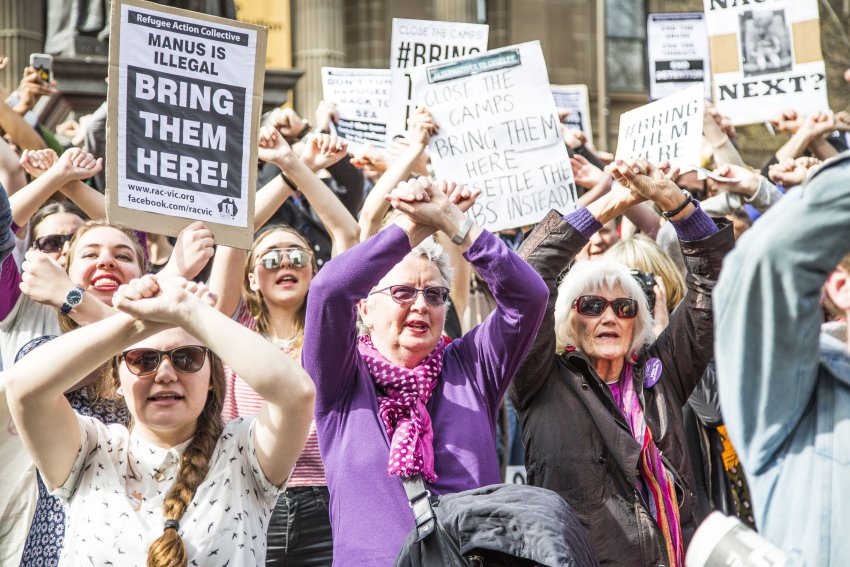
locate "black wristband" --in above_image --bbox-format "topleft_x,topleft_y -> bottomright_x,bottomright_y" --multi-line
661,190 -> 693,219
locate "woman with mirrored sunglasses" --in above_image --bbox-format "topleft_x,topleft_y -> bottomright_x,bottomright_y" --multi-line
301,177 -> 548,566
208,124 -> 359,566
5,274 -> 315,566
510,159 -> 735,567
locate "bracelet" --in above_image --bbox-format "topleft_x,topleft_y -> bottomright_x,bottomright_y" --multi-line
451,216 -> 474,245
661,190 -> 693,219
279,171 -> 298,192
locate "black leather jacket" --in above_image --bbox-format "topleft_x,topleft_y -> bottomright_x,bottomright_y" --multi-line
510,210 -> 734,567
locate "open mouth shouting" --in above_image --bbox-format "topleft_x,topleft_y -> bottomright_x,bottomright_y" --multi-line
90,273 -> 123,292
404,319 -> 431,335
275,274 -> 299,287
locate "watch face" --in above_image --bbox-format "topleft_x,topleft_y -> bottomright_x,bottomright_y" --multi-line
67,288 -> 84,305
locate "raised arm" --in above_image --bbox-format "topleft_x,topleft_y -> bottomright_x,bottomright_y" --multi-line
614,159 -> 733,404
11,148 -> 101,227
303,224 -> 414,413
6,312 -> 163,489
715,154 -> 850,473
113,275 -> 315,487
512,183 -> 644,408
261,126 -> 358,255
358,107 -> 436,240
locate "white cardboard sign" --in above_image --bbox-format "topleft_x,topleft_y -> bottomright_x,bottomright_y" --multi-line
550,84 -> 594,145
321,67 -> 391,152
387,18 -> 488,143
703,0 -> 828,125
411,41 -> 577,233
107,0 -> 264,248
647,12 -> 711,101
615,84 -> 704,168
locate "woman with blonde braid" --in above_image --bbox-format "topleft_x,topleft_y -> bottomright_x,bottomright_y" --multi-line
5,274 -> 315,566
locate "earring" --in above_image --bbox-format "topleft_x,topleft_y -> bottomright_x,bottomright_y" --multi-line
116,387 -> 125,396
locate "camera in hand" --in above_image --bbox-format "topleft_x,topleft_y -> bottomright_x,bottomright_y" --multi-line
630,269 -> 656,314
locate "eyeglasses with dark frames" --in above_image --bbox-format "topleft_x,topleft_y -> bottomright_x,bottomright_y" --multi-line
120,346 -> 209,376
573,295 -> 638,319
33,233 -> 74,253
369,285 -> 450,307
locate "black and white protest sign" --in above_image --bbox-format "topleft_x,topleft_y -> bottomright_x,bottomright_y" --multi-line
321,67 -> 391,152
615,84 -> 704,168
704,0 -> 828,125
387,18 -> 488,143
411,41 -> 577,233
647,13 -> 711,101
107,0 -> 265,248
550,84 -> 593,145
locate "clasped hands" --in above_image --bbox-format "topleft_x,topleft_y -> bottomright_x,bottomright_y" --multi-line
385,177 -> 480,238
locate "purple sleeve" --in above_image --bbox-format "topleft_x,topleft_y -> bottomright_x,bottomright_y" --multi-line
563,207 -> 602,239
0,253 -> 22,320
302,225 -> 412,413
449,230 -> 549,406
671,200 -> 718,242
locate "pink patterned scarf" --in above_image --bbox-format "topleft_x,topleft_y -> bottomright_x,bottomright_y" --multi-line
358,335 -> 448,483
619,362 -> 684,567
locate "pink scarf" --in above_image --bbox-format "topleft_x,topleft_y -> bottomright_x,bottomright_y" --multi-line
619,362 -> 684,567
358,335 -> 448,483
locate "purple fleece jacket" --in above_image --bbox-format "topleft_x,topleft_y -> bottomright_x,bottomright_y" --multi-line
302,225 -> 548,566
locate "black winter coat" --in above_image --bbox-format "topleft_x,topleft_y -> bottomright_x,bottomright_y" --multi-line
510,210 -> 734,566
394,483 -> 599,567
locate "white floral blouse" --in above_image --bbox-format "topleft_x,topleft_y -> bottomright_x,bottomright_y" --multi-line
51,415 -> 281,566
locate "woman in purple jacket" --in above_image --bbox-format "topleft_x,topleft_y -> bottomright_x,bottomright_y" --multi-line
302,178 -> 548,566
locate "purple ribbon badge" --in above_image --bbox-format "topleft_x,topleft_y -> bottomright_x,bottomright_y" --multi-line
644,357 -> 662,388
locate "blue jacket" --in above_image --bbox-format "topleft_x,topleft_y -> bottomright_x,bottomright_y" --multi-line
715,152 -> 850,565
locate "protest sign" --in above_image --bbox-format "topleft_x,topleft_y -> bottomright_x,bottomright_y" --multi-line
321,67 -> 391,152
107,0 -> 265,249
703,0 -> 828,125
411,41 -> 577,233
615,84 -> 704,169
550,84 -> 594,145
647,12 -> 711,101
387,18 -> 488,143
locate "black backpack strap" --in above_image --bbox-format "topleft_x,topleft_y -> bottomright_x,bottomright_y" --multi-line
402,474 -> 436,543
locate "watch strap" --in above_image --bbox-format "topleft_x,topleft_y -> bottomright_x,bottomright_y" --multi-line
662,190 -> 693,219
60,287 -> 85,315
451,216 -> 474,246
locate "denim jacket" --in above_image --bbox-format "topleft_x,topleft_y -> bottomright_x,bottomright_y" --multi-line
714,152 -> 850,565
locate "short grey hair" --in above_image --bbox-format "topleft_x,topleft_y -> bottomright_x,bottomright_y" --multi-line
356,236 -> 453,335
554,258 -> 654,357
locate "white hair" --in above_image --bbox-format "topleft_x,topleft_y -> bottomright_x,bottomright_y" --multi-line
410,237 -> 454,285
554,258 -> 654,357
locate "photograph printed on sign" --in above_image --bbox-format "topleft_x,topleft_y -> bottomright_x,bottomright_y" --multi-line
739,9 -> 792,77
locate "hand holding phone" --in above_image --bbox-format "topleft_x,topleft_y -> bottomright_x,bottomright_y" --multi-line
29,53 -> 53,84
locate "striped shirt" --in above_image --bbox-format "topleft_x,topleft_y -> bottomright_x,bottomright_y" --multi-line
221,301 -> 327,487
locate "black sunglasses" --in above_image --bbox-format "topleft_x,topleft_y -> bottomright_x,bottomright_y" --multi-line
573,295 -> 638,319
257,248 -> 312,270
33,233 -> 74,253
369,285 -> 450,307
120,346 -> 209,376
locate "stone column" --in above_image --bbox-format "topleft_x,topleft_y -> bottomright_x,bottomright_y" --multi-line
293,0 -> 346,120
0,0 -> 45,92
434,0 -> 478,23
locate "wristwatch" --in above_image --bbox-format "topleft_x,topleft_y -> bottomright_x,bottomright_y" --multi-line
661,190 -> 693,219
451,216 -> 474,245
60,287 -> 85,315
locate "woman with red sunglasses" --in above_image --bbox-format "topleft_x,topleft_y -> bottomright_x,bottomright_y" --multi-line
510,159 -> 735,567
